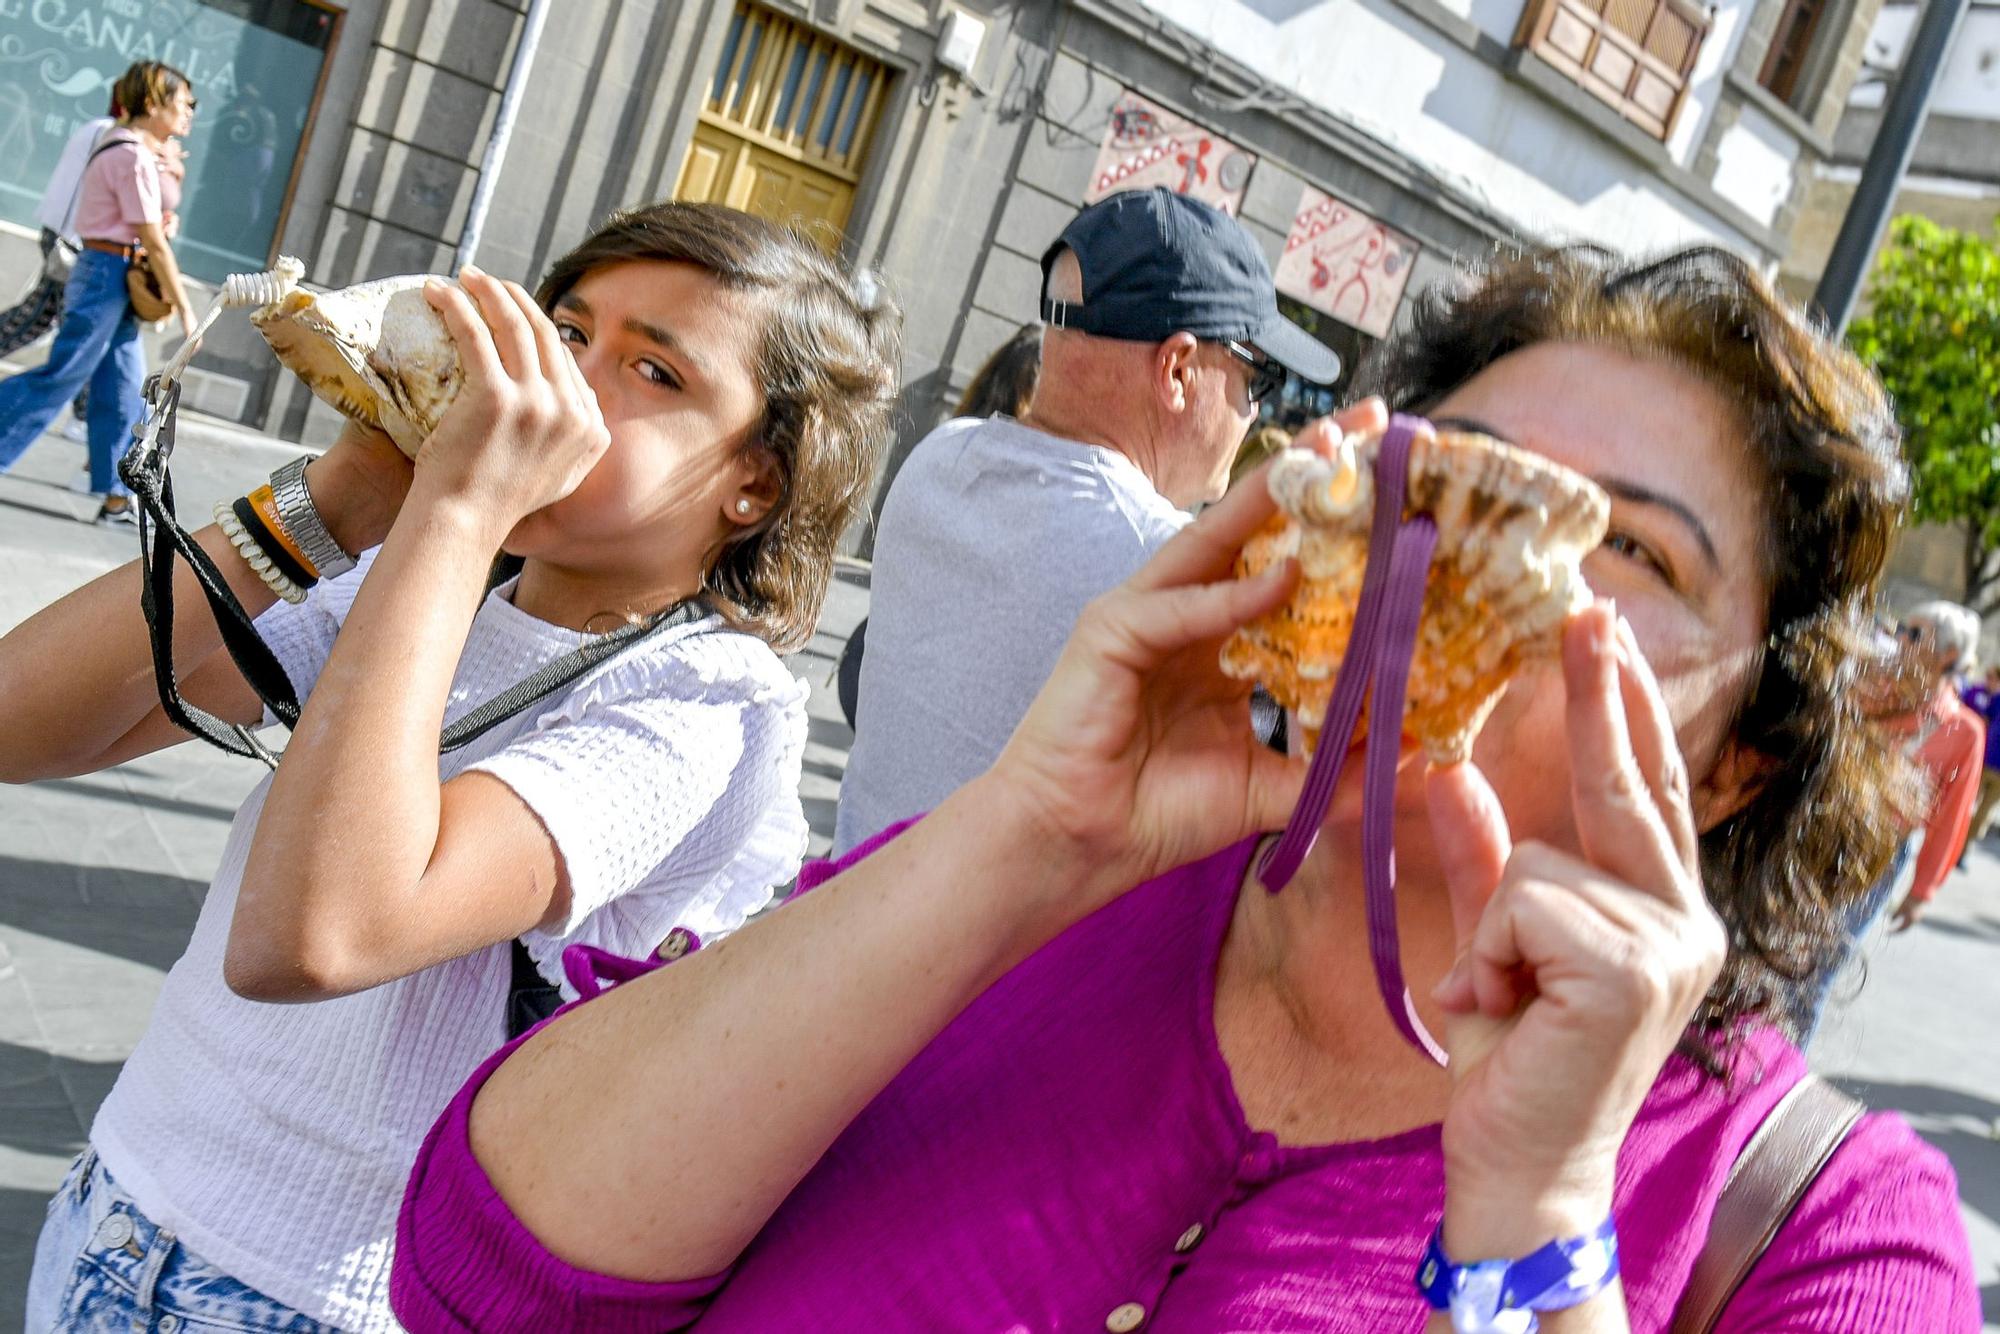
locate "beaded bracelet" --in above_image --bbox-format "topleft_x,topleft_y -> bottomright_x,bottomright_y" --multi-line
232,496 -> 318,592
214,500 -> 308,605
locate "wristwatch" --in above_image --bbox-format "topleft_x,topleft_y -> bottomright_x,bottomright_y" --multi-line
1415,1218 -> 1620,1334
269,455 -> 356,580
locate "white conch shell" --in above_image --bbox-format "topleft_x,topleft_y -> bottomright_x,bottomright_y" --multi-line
1221,430 -> 1610,764
246,258 -> 461,458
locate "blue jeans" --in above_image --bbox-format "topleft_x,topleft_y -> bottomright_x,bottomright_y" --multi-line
0,248 -> 145,496
1784,833 -> 1916,1048
26,1148 -> 334,1333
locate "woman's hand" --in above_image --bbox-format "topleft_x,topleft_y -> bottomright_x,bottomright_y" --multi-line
1890,894 -> 1927,933
303,418 -> 416,556
1426,604 -> 1727,1259
411,265 -> 609,530
988,400 -> 1388,925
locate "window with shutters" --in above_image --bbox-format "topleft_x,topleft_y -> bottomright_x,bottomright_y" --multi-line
1515,0 -> 1715,139
675,2 -> 893,245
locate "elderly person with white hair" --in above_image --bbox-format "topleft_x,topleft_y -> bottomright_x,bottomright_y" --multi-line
1789,599 -> 1985,1044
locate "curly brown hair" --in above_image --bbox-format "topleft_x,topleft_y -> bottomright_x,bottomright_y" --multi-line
1355,244 -> 1922,1052
536,202 -> 902,653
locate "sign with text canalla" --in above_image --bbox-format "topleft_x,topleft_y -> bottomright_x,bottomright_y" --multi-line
0,0 -> 335,283
1273,184 -> 1419,340
1086,88 -> 1255,215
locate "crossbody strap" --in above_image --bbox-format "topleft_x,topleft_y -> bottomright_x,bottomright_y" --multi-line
439,598 -> 712,753
1670,1073 -> 1865,1333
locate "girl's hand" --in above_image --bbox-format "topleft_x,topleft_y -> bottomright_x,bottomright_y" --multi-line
303,418 -> 416,556
988,399 -> 1389,926
1426,604 -> 1727,1258
412,265 -> 609,527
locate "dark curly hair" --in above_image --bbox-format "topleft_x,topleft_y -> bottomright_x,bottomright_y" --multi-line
1355,244 -> 1923,1057
536,202 -> 902,653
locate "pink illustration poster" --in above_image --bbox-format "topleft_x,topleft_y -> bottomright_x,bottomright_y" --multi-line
1086,89 -> 1256,215
1274,184 -> 1419,339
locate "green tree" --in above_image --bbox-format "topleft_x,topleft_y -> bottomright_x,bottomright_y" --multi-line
1848,215 -> 2000,614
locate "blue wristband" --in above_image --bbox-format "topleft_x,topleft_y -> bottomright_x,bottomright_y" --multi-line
1415,1217 -> 1619,1334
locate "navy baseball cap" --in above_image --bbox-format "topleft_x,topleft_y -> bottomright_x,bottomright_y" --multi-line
1039,187 -> 1341,386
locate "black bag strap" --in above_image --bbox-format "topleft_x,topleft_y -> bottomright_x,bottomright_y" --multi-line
121,378 -> 301,765
439,598 -> 712,753
505,937 -> 561,1041
121,378 -> 717,768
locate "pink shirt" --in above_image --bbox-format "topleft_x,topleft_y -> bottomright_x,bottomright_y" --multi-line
72,132 -> 180,245
393,831 -> 1978,1331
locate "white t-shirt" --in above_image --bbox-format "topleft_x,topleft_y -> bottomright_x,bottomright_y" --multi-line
834,416 -> 1190,853
35,115 -> 115,238
90,551 -> 810,1330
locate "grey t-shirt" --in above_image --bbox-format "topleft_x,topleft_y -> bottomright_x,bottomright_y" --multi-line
835,415 -> 1190,853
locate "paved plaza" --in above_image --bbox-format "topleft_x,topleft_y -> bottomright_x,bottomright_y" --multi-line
0,416 -> 1994,1326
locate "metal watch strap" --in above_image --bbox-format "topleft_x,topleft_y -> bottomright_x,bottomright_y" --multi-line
269,455 -> 356,580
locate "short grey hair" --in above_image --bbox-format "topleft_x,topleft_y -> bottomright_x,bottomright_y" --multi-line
1904,600 -> 1982,672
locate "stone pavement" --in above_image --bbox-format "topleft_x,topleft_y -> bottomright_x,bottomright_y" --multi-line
0,413 -> 1996,1326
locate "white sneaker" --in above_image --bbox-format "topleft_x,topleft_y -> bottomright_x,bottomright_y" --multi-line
59,414 -> 88,444
67,468 -> 97,495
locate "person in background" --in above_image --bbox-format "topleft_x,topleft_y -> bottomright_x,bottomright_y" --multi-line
0,86 -> 121,443
1786,600 -> 1984,1045
0,61 -> 198,525
835,322 -> 1043,729
834,187 -> 1338,853
1959,664 -> 2000,859
1885,602 -> 1986,932
955,321 -> 1042,420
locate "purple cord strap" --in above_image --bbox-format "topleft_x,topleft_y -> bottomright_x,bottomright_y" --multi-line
1255,413 -> 1448,1065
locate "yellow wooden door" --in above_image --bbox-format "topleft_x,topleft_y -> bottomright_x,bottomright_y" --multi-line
674,3 -> 888,244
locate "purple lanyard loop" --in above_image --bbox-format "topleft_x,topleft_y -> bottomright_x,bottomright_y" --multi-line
1255,413 -> 1450,1065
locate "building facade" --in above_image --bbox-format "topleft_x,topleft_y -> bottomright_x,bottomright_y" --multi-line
0,0 -> 1888,526
1774,0 -> 2000,620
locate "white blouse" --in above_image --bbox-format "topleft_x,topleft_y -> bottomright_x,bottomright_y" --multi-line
89,549 -> 809,1330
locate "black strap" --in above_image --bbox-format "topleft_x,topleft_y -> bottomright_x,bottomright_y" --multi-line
505,937 -> 562,1040
440,599 -> 711,753
122,378 -> 302,765
121,379 -> 715,768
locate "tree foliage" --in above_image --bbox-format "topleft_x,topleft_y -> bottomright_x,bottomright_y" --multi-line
1848,215 -> 2000,614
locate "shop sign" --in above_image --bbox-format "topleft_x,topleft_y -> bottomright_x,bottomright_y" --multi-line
0,0 -> 335,283
1273,183 -> 1418,340
1086,88 -> 1255,215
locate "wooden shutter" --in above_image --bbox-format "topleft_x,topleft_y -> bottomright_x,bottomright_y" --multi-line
1517,0 -> 1714,138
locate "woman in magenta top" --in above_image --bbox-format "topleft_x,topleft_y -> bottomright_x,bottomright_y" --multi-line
393,246 -> 1977,1331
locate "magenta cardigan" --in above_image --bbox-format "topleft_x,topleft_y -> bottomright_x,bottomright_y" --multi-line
392,831 -> 1977,1331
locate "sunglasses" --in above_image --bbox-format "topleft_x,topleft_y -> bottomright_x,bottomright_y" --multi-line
1218,340 -> 1286,404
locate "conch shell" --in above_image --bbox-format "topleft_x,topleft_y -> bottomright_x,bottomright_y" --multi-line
247,257 -> 461,457
1221,430 -> 1610,764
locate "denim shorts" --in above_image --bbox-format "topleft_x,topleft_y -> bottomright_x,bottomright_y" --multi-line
26,1148 -> 336,1333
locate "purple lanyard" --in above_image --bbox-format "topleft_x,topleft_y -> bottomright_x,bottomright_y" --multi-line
1255,414 -> 1449,1065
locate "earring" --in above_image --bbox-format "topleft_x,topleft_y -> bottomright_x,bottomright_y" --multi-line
735,499 -> 753,516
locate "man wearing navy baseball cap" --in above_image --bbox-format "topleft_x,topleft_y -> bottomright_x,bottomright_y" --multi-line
836,188 -> 1340,853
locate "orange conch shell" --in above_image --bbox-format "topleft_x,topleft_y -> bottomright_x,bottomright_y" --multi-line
1220,430 -> 1610,764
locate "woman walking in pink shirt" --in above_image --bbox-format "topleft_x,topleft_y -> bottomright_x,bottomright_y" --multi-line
0,62 -> 197,524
